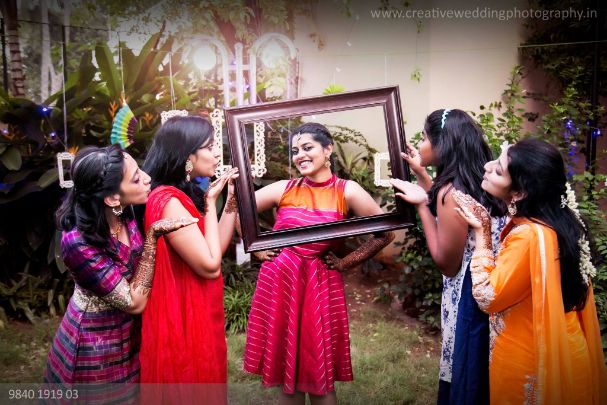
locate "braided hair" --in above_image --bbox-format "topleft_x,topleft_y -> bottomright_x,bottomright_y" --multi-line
56,144 -> 127,247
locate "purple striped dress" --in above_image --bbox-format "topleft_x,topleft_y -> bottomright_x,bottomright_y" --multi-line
44,218 -> 143,384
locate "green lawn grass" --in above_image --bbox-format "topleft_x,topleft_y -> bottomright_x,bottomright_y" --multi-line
227,304 -> 438,404
0,304 -> 438,404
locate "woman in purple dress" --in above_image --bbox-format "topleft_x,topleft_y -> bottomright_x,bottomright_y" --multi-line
44,145 -> 196,393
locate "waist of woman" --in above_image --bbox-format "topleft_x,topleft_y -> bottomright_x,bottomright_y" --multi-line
72,285 -> 117,312
282,245 -> 331,259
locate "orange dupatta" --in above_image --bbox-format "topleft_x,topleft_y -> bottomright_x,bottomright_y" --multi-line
526,221 -> 606,404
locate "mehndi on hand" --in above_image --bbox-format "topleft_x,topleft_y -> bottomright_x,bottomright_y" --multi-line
451,189 -> 491,230
253,248 -> 281,262
150,217 -> 199,237
323,251 -> 345,272
451,189 -> 493,255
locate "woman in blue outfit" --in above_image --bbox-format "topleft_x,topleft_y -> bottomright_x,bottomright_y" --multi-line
391,109 -> 507,404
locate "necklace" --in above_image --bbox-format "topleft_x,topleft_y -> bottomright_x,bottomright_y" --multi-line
110,220 -> 122,239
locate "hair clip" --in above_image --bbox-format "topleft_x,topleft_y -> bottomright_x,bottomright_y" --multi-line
441,109 -> 452,129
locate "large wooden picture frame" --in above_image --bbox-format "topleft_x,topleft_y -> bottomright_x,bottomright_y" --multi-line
225,86 -> 415,252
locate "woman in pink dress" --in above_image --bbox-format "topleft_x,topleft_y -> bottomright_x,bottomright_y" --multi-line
243,123 -> 394,405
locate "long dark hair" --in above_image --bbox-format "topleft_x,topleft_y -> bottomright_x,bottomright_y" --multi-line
143,116 -> 213,213
425,109 -> 504,216
56,144 -> 127,247
507,138 -> 589,312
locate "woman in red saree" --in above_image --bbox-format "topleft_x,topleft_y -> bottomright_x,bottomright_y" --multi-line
139,116 -> 238,403
453,139 -> 606,404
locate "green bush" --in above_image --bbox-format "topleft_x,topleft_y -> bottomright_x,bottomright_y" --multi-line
391,226 -> 442,330
224,279 -> 256,335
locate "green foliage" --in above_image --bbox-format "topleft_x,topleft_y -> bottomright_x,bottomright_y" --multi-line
222,258 -> 260,334
222,257 -> 260,289
391,227 -> 442,330
470,65 -> 526,156
537,68 -> 600,171
0,34 -> 187,321
80,0 -> 318,46
329,125 -> 381,199
522,0 -> 606,99
224,280 -> 256,335
322,84 -> 346,95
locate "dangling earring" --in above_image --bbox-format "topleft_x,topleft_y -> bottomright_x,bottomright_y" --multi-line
112,204 -> 123,217
185,159 -> 193,182
324,155 -> 331,168
508,198 -> 517,216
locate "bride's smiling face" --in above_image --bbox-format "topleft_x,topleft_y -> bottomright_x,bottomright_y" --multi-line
291,133 -> 332,176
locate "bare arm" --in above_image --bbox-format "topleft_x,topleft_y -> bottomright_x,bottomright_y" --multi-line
416,187 -> 469,277
217,169 -> 240,254
163,198 -> 222,279
218,191 -> 238,253
344,180 -> 384,217
414,169 -> 433,192
231,180 -> 290,262
158,169 -> 237,279
391,179 -> 468,277
255,180 -> 289,212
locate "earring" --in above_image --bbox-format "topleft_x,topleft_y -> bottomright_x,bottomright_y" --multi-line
507,198 -> 517,216
185,159 -> 193,182
112,204 -> 123,217
324,155 -> 331,168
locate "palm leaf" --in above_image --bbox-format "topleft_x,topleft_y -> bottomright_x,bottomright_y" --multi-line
95,42 -> 122,99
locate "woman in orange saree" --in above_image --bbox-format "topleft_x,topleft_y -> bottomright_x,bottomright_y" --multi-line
453,139 -> 606,404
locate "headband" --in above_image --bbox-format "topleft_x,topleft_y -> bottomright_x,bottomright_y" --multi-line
441,109 -> 452,129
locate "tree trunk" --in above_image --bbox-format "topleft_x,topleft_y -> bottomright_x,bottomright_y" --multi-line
50,0 -> 71,95
40,0 -> 50,101
0,0 -> 25,96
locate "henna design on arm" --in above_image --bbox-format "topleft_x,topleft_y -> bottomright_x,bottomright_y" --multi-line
324,231 -> 395,272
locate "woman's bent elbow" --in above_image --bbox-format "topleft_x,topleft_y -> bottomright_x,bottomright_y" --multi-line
199,268 -> 221,279
435,259 -> 461,278
191,263 -> 222,279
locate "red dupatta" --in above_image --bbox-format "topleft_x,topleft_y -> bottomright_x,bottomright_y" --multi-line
140,185 -> 227,386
